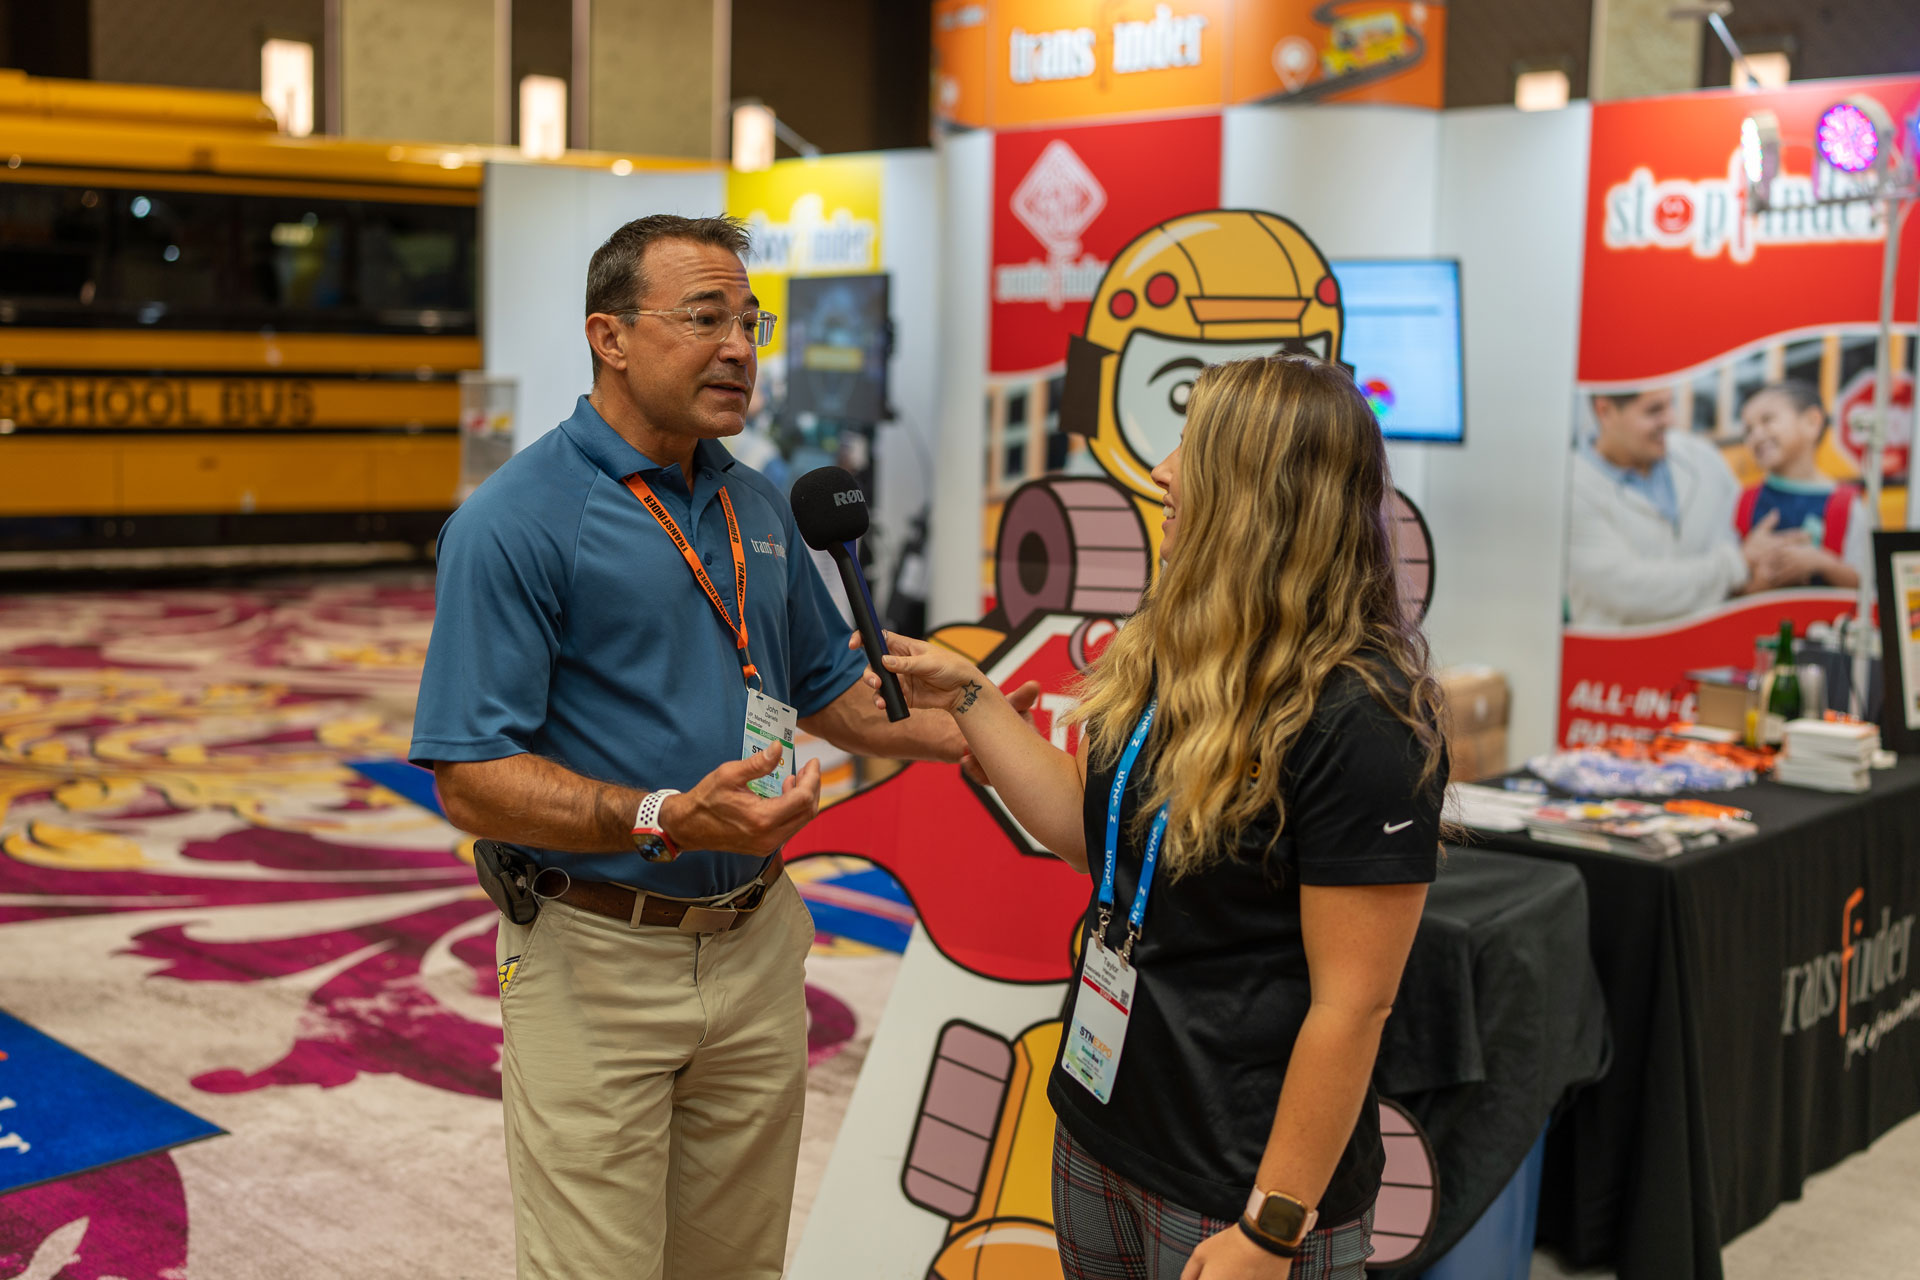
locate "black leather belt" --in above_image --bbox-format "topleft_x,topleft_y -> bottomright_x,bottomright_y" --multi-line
540,859 -> 784,933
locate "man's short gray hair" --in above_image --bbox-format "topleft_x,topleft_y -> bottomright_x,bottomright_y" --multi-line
584,214 -> 752,380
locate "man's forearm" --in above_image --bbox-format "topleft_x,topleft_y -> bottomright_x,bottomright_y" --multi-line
435,754 -> 646,853
838,705 -> 966,760
801,680 -> 967,762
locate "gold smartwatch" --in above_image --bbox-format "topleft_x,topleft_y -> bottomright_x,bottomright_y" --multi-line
1240,1186 -> 1317,1258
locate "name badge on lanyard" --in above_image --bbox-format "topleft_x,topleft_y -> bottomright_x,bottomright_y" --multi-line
1061,701 -> 1168,1105
624,473 -> 796,798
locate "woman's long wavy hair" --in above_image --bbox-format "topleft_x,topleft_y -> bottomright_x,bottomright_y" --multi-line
1070,354 -> 1448,878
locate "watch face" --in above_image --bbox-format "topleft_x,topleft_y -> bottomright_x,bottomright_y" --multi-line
1255,1194 -> 1310,1243
635,833 -> 673,863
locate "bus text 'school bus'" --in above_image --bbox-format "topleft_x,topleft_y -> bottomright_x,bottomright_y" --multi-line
2,74 -> 714,568
0,72 -> 493,563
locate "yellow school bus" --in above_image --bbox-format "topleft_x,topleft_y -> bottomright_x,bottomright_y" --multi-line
0,71 -> 494,562
1,75 -> 720,566
1322,11 -> 1413,79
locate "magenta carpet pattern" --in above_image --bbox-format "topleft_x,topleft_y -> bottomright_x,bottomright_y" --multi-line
0,580 -> 892,1278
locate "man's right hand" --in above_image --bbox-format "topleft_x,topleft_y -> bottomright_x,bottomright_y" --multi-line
658,744 -> 823,856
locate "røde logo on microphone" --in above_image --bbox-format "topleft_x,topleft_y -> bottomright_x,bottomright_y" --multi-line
833,491 -> 865,507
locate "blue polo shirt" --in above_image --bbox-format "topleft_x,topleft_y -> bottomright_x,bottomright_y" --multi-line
409,395 -> 865,896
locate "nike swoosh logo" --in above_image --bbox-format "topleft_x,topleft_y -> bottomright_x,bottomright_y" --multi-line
1383,820 -> 1414,834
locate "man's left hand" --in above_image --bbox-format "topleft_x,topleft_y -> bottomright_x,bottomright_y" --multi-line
960,681 -> 1041,787
1179,1224 -> 1294,1280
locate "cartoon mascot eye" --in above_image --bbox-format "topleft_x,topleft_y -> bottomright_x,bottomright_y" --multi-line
1169,380 -> 1193,414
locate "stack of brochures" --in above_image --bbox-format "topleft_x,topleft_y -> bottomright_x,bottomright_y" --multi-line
1774,719 -> 1879,793
1520,799 -> 1757,859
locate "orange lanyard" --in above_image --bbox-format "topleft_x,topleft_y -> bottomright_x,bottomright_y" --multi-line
623,474 -> 758,686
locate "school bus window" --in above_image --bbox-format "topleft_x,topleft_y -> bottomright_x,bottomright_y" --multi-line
113,188 -> 236,319
0,184 -> 107,312
236,197 -> 353,320
359,203 -> 475,322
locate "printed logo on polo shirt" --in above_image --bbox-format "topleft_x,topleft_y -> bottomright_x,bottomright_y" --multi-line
749,535 -> 788,560
1779,888 -> 1919,1066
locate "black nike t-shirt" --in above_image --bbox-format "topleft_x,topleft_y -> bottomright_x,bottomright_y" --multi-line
1047,663 -> 1445,1225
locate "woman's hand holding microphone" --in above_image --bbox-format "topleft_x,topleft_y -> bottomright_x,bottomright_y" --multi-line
863,632 -> 994,716
852,631 -> 1040,790
856,630 -> 1088,869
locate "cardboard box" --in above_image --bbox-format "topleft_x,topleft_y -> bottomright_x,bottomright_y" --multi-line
1686,666 -> 1755,735
1448,725 -> 1509,784
1438,665 -> 1510,737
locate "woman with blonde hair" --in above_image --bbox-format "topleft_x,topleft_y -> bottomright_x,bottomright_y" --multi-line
868,354 -> 1448,1278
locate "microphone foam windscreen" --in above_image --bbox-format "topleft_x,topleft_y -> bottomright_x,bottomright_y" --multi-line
791,466 -> 870,549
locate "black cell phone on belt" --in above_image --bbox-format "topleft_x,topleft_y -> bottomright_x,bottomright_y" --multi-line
473,839 -> 540,925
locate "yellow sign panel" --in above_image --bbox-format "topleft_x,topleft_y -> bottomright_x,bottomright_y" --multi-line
0,376 -> 458,430
727,156 -> 884,359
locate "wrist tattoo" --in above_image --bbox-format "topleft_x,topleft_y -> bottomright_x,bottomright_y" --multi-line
955,681 -> 983,715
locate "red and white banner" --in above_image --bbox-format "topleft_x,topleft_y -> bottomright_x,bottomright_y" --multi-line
1561,76 -> 1920,745
990,114 -> 1221,375
1580,77 -> 1920,387
1560,593 -> 1860,746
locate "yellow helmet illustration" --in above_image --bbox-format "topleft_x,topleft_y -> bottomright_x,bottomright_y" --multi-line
1061,210 -> 1347,501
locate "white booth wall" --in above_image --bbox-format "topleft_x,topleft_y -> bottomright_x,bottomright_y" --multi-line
928,104 -> 1591,761
869,150 -> 944,600
1426,105 -> 1591,763
927,129 -> 993,637
482,162 -> 727,452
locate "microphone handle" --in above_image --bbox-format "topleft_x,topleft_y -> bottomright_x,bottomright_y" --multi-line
832,546 -> 910,722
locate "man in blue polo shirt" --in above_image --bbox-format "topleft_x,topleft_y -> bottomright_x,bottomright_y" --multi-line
411,214 -> 979,1279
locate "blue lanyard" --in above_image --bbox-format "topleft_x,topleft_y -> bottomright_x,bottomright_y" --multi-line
1098,701 -> 1169,961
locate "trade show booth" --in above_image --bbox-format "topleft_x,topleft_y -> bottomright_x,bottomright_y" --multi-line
469,19 -> 1920,1276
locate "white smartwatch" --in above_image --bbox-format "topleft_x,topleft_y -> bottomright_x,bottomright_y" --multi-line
632,789 -> 682,862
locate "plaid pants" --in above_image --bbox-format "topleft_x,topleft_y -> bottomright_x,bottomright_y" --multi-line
1052,1122 -> 1375,1280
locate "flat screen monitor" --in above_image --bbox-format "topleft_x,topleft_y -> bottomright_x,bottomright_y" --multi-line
1328,259 -> 1465,445
784,273 -> 890,425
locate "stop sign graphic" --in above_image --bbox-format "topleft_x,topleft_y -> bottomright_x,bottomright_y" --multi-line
968,611 -> 1120,856
1835,366 -> 1915,480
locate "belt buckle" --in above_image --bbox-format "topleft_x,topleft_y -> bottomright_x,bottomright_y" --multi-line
679,904 -> 738,934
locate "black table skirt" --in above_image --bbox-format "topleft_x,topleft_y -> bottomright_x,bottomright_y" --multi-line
1375,848 -> 1608,1275
1478,758 -> 1920,1280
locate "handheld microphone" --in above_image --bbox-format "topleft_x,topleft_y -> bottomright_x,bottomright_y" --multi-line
791,466 -> 910,722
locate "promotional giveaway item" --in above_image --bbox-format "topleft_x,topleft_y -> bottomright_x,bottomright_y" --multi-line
1062,702 -> 1167,1104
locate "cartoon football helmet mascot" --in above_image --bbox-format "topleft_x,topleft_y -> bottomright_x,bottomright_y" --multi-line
1059,209 -> 1347,562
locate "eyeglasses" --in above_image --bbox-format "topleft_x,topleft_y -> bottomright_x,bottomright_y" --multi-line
620,305 -> 778,348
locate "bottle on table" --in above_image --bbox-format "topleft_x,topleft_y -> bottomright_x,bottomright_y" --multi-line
1761,619 -> 1802,747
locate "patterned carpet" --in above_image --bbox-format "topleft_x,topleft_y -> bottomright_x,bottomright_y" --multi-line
0,577 -> 903,1278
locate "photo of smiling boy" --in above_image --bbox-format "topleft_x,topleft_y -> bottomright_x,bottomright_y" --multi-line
1734,380 -> 1873,591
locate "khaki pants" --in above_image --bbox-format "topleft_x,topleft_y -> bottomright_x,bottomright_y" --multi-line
495,875 -> 815,1279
